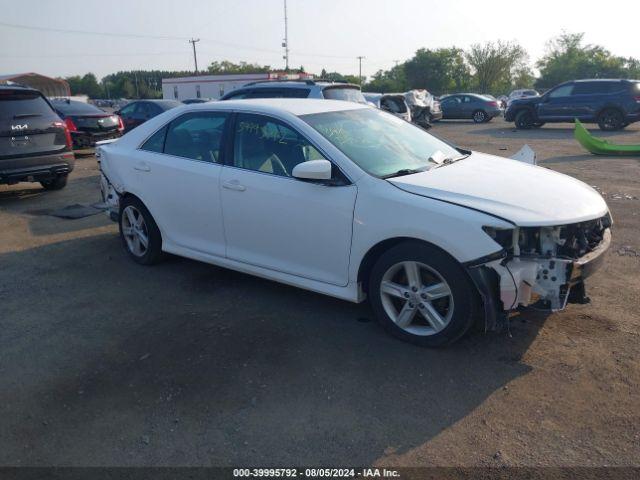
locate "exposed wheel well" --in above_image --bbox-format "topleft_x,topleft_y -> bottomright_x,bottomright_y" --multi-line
357,237 -> 462,294
596,106 -> 624,118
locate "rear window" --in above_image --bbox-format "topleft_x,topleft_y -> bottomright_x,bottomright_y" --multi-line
0,91 -> 56,121
156,100 -> 182,111
52,100 -> 104,115
322,87 -> 367,104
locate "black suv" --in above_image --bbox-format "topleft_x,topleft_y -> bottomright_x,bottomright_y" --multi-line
1,85 -> 74,190
505,79 -> 640,130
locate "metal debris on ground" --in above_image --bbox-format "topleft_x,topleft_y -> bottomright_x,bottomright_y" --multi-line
510,144 -> 536,165
617,246 -> 640,257
49,203 -> 107,219
590,186 -> 638,200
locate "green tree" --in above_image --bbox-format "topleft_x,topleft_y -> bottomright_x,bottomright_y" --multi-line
207,60 -> 270,74
403,48 -> 470,95
535,33 -> 638,88
466,41 -> 529,94
363,65 -> 406,93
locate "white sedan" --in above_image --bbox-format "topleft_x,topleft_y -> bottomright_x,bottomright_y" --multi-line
97,99 -> 611,347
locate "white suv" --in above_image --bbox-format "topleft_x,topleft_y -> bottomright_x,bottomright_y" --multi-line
98,99 -> 611,347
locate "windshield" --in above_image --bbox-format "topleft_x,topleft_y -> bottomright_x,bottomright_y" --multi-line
322,87 -> 367,104
301,108 -> 461,178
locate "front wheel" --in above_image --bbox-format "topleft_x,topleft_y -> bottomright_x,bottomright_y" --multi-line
514,110 -> 534,129
368,242 -> 479,347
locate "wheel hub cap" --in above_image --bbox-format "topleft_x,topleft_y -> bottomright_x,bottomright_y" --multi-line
380,261 -> 454,336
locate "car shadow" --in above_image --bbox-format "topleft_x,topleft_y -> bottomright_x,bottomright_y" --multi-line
0,233 -> 546,466
0,175 -> 111,237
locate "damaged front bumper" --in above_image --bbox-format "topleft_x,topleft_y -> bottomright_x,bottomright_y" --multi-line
467,219 -> 611,330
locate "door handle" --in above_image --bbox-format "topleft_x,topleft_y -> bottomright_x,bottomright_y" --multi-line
134,162 -> 151,172
222,180 -> 246,192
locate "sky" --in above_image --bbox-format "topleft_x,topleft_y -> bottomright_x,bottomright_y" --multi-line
0,0 -> 638,80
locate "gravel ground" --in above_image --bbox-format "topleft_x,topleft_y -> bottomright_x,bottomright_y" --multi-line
0,118 -> 638,468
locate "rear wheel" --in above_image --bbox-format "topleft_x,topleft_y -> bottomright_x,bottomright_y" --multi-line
472,110 -> 487,123
515,110 -> 534,129
598,109 -> 624,131
119,196 -> 163,265
40,174 -> 68,190
533,122 -> 545,128
368,241 -> 479,347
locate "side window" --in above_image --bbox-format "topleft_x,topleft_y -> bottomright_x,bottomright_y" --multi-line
225,90 -> 251,100
164,112 -> 229,162
233,113 -> 325,177
140,125 -> 168,153
548,84 -> 574,98
119,103 -> 137,116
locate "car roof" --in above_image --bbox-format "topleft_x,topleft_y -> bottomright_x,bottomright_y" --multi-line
184,98 -> 367,116
243,80 -> 359,89
0,84 -> 40,93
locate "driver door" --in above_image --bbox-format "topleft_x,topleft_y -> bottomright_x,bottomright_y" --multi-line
220,113 -> 357,286
537,84 -> 575,120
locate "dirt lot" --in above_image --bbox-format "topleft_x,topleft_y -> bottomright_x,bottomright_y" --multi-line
1,118 -> 639,468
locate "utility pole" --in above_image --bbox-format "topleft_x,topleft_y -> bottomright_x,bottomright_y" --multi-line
282,0 -> 290,71
357,56 -> 365,85
189,38 -> 200,74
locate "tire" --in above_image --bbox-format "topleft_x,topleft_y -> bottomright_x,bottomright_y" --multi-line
598,109 -> 624,131
119,196 -> 163,265
40,174 -> 68,190
533,122 -> 545,128
472,110 -> 487,123
514,110 -> 534,129
368,241 -> 480,347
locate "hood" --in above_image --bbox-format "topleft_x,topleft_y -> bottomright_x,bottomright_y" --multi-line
388,152 -> 608,226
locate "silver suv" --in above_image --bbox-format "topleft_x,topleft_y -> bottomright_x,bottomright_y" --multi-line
220,79 -> 368,104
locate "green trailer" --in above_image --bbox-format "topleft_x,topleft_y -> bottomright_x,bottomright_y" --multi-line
574,119 -> 640,156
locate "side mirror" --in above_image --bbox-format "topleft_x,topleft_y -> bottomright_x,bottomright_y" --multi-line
292,159 -> 332,181
114,110 -> 120,115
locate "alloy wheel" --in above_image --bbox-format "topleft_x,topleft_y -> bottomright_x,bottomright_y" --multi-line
473,111 -> 486,123
379,261 -> 454,336
121,205 -> 149,257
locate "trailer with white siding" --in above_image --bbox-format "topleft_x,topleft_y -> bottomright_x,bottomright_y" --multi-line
162,73 -> 313,101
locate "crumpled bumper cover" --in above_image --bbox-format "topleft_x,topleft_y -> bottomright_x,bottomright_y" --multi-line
467,228 -> 611,330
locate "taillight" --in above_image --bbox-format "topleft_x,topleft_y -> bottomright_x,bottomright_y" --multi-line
54,121 -> 73,151
489,101 -> 499,107
64,117 -> 78,132
634,96 -> 640,103
116,115 -> 124,131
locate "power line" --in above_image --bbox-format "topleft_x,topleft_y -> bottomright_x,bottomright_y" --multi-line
0,20 -> 363,60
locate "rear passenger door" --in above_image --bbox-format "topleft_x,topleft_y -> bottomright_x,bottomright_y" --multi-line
132,111 -> 230,256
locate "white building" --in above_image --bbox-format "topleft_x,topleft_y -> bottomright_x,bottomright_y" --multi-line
162,72 -> 313,101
